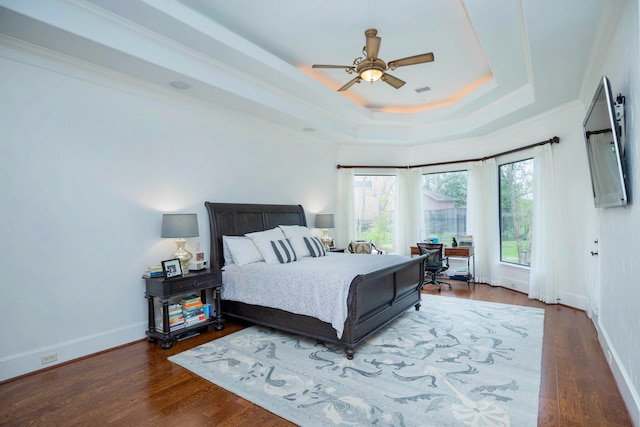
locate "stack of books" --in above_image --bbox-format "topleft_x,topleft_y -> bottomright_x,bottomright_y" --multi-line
143,265 -> 163,279
156,303 -> 185,332
181,294 -> 207,327
459,235 -> 474,247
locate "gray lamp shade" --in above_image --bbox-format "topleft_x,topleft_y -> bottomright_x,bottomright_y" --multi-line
161,213 -> 199,238
314,213 -> 335,229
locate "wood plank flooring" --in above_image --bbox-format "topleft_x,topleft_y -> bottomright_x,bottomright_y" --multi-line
0,283 -> 632,426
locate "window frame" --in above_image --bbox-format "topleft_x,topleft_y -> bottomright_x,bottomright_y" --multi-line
498,157 -> 534,267
352,173 -> 397,253
421,169 -> 469,245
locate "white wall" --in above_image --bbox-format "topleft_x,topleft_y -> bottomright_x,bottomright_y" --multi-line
589,0 -> 640,423
0,45 -> 338,381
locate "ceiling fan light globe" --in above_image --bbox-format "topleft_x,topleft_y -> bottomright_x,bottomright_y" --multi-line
360,68 -> 383,83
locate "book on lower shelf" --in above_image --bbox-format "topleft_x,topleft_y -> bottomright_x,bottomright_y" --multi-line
154,302 -> 186,332
154,295 -> 214,333
184,313 -> 207,327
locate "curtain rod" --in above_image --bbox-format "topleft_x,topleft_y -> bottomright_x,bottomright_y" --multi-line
337,136 -> 560,169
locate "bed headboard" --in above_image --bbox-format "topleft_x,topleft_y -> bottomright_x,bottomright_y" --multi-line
204,202 -> 307,272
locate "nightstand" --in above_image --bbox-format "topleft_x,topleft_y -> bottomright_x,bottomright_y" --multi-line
329,248 -> 345,253
144,268 -> 224,349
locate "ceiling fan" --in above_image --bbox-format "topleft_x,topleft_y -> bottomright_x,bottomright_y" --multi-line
312,28 -> 434,92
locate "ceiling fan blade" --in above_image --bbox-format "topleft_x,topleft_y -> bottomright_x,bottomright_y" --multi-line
312,64 -> 355,70
387,52 -> 434,68
381,73 -> 405,89
338,76 -> 361,92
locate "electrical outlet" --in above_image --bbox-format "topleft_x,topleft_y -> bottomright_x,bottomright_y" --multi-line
41,353 -> 58,365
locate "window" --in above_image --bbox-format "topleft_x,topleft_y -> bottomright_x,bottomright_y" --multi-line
499,159 -> 534,266
421,171 -> 468,245
353,175 -> 396,253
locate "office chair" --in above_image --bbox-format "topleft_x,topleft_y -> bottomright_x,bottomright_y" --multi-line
417,242 -> 452,292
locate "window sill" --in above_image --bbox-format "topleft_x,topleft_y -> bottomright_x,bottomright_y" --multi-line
499,262 -> 530,272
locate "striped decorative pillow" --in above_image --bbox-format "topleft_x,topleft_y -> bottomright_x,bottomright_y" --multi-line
304,236 -> 326,257
270,239 -> 298,264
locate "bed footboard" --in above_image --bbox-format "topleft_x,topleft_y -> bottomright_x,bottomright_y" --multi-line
340,255 -> 426,356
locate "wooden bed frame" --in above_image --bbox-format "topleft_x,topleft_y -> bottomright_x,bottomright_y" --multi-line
204,202 -> 426,359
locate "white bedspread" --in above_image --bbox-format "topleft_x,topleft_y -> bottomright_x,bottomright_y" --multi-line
221,253 -> 411,338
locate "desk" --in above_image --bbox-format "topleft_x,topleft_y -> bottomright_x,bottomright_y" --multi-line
410,246 -> 475,286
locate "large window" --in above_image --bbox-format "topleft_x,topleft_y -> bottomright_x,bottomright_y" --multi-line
353,175 -> 396,253
422,171 -> 468,246
499,159 -> 534,266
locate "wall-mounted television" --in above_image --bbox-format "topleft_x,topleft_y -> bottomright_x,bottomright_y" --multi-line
583,75 -> 628,208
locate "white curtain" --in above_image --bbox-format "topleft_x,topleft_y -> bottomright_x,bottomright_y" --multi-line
337,168 -> 355,248
528,144 -> 559,303
467,159 -> 500,285
396,168 -> 424,256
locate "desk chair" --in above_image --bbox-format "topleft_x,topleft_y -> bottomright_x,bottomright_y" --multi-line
417,242 -> 452,292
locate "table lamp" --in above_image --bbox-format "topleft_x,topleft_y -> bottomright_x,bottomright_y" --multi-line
314,213 -> 335,250
161,213 -> 199,275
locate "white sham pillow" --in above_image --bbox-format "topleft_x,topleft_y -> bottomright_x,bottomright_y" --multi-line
278,225 -> 313,257
245,227 -> 287,264
222,235 -> 243,265
224,236 -> 264,266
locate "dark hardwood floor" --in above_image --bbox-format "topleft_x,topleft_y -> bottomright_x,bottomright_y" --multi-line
0,283 -> 632,426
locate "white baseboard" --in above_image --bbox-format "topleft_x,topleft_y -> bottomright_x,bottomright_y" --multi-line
595,316 -> 640,426
557,289 -> 588,311
0,322 -> 146,382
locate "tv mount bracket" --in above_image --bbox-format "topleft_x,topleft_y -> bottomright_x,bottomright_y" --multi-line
614,93 -> 625,121
614,93 -> 626,156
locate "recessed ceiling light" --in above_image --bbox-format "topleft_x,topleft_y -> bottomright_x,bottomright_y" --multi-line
303,127 -> 316,132
415,86 -> 431,93
169,81 -> 191,90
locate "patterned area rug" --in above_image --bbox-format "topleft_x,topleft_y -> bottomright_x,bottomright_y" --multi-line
169,296 -> 544,426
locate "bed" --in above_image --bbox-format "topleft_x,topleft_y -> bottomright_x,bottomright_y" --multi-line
205,202 -> 426,359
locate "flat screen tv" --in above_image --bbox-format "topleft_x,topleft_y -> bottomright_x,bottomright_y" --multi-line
583,75 -> 628,208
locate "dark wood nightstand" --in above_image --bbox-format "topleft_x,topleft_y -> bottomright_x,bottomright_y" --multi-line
329,248 -> 345,253
144,268 -> 224,349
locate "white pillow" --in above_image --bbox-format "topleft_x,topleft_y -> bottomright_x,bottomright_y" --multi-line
225,236 -> 264,266
222,235 -> 245,265
278,225 -> 313,257
271,238 -> 299,264
245,227 -> 287,264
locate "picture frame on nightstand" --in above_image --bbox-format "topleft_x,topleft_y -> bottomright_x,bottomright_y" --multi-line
161,258 -> 182,279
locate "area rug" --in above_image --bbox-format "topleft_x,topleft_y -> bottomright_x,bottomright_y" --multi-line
169,296 -> 544,426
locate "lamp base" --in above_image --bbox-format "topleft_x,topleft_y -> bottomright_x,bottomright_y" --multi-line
320,229 -> 331,250
172,238 -> 192,275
